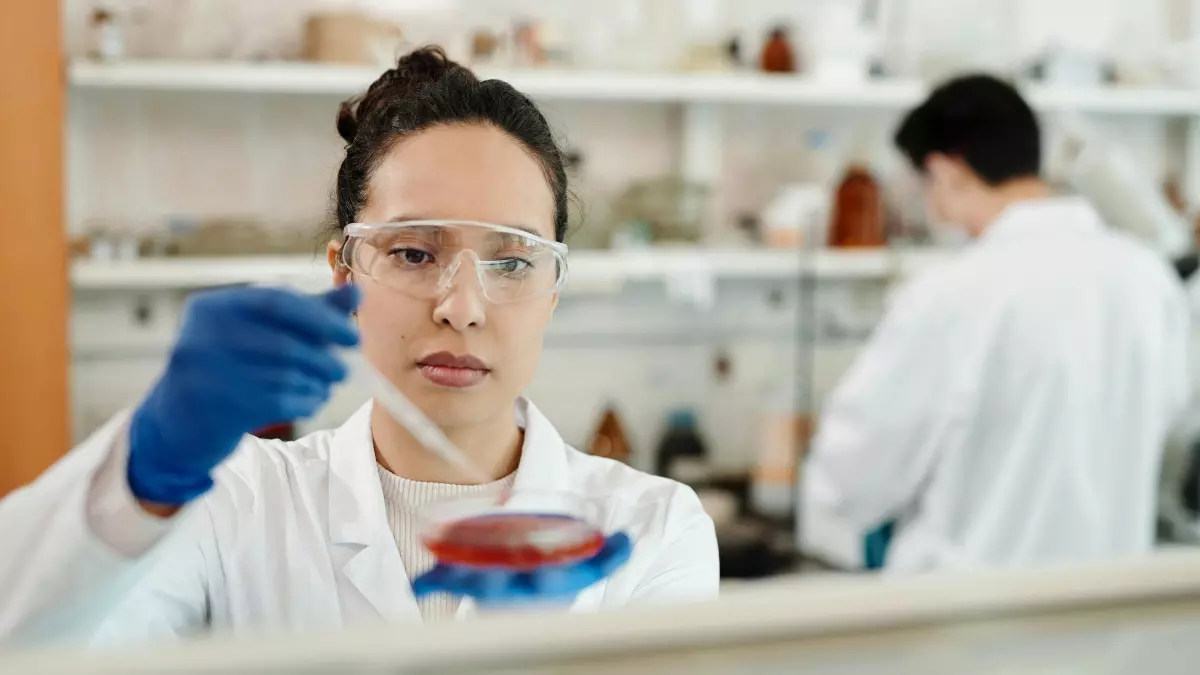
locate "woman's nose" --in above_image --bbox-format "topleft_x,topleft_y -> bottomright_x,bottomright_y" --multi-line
432,254 -> 487,330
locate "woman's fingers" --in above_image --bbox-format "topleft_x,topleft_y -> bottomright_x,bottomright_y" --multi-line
411,534 -> 635,604
585,533 -> 633,577
321,285 -> 361,314
217,287 -> 360,347
206,321 -> 351,383
184,356 -> 336,423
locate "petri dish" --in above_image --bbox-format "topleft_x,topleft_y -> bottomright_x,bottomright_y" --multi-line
419,491 -> 607,570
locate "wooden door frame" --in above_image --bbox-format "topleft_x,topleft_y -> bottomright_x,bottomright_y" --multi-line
0,2 -> 69,495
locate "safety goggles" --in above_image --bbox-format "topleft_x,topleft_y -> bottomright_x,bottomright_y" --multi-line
341,220 -> 569,304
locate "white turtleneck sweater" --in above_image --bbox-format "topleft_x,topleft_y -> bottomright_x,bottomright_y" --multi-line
375,464 -> 517,623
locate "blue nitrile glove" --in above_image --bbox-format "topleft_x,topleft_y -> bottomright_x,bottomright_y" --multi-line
411,532 -> 633,607
863,521 -> 895,570
127,285 -> 360,505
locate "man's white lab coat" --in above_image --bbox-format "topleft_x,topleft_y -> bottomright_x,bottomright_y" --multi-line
802,197 -> 1190,572
0,399 -> 719,645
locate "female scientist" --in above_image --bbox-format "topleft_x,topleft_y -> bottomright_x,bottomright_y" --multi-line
0,47 -> 718,644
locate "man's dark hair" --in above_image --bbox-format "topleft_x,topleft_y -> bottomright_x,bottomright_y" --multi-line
894,74 -> 1041,186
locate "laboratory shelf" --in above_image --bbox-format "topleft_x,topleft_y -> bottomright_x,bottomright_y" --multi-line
70,255 -> 333,291
69,248 -> 953,292
69,60 -> 1200,115
568,247 -> 942,289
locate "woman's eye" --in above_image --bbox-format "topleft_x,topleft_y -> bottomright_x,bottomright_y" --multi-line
390,248 -> 434,265
497,258 -> 531,274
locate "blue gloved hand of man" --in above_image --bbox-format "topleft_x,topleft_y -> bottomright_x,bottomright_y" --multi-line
127,285 -> 360,506
863,521 -> 895,570
411,532 -> 633,607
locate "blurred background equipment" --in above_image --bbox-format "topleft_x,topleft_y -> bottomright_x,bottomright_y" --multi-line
586,405 -> 632,463
1055,114 -> 1193,257
87,6 -> 124,61
302,12 -> 404,66
654,409 -> 711,485
606,177 -> 709,247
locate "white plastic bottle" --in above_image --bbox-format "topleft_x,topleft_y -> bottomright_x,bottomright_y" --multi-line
752,377 -> 809,520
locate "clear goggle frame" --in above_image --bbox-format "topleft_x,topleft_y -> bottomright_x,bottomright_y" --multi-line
340,220 -> 569,304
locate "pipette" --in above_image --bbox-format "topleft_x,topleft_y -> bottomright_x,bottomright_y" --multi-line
355,356 -> 494,485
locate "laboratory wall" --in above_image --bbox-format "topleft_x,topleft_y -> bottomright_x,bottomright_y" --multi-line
65,0 -> 1197,474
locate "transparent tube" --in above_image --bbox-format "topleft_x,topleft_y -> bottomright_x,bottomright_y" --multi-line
352,351 -> 493,485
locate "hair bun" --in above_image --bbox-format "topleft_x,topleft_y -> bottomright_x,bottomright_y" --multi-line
392,46 -> 458,91
336,46 -> 472,144
336,100 -> 360,144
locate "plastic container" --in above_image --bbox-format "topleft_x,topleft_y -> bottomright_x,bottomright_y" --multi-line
418,491 -> 607,570
762,183 -> 830,250
753,379 -> 810,519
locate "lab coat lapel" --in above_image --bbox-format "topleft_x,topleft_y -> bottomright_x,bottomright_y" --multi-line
327,402 -> 421,623
453,399 -> 591,619
509,398 -> 571,494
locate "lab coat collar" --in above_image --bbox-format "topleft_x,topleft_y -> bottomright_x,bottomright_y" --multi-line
982,196 -> 1101,244
510,397 -> 572,494
325,396 -> 573,622
327,397 -> 570,546
327,402 -> 381,547
326,402 -> 419,621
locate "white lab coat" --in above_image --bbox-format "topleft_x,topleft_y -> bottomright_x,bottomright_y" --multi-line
0,398 -> 719,646
1158,272 -> 1200,543
801,197 -> 1190,573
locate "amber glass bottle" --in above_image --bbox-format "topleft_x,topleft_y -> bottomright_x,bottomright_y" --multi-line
587,406 -> 631,464
829,164 -> 886,248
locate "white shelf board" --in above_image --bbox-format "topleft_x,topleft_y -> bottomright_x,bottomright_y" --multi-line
69,60 -> 1200,115
70,60 -> 378,95
70,248 -> 952,292
71,256 -> 333,291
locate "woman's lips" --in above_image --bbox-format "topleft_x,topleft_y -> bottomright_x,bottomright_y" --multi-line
418,364 -> 488,388
417,352 -> 490,388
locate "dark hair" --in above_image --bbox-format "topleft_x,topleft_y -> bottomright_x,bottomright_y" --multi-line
331,46 -> 568,242
894,74 -> 1041,186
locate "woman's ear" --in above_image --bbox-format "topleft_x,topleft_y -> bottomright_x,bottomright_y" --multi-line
327,240 -> 351,287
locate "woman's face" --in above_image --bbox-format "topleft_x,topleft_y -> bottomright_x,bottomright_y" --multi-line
328,123 -> 558,429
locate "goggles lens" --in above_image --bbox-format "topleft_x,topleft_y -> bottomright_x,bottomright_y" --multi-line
343,221 -> 568,303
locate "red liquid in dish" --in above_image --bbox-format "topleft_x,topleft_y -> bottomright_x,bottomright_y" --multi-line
423,513 -> 605,570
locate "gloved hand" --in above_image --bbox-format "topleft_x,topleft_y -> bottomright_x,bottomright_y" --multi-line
863,521 -> 895,570
411,532 -> 633,607
127,285 -> 360,506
